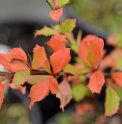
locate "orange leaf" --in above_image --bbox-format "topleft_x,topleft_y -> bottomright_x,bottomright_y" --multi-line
49,76 -> 60,94
0,82 -> 5,109
32,45 -> 50,70
54,0 -> 59,9
49,8 -> 63,22
8,48 -> 28,63
50,48 -> 71,74
47,36 -> 65,52
0,54 -> 28,72
78,35 -> 104,68
56,77 -> 72,111
112,72 -> 122,87
87,71 -> 105,94
29,79 -> 49,109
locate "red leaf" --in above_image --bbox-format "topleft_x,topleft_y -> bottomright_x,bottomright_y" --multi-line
8,48 -> 28,63
49,76 -> 60,94
56,77 -> 72,111
50,48 -> 71,74
54,0 -> 59,9
78,35 -> 104,68
47,36 -> 65,52
112,72 -> 122,87
32,45 -> 50,71
0,54 -> 28,72
87,71 -> 105,94
0,82 -> 5,109
29,79 -> 49,109
49,8 -> 63,22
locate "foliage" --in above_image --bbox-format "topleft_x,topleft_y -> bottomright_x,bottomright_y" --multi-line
0,0 -> 122,118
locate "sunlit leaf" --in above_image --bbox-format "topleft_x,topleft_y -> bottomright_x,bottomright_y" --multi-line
27,75 -> 50,85
63,63 -> 82,75
56,77 -> 72,111
87,71 -> 105,94
47,36 -> 65,52
105,86 -> 120,116
72,84 -> 91,102
13,69 -> 30,86
112,72 -> 122,87
34,26 -> 57,37
49,76 -> 60,94
50,48 -> 71,74
61,19 -> 76,33
29,78 -> 50,109
49,8 -> 63,22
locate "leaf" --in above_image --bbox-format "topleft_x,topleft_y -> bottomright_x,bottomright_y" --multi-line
61,19 -> 76,33
78,35 -> 104,68
105,86 -> 120,116
41,59 -> 51,73
32,45 -> 50,70
54,0 -> 59,9
58,0 -> 70,8
112,72 -> 122,87
0,82 -> 5,109
46,36 -> 65,52
5,83 -> 26,94
50,48 -> 71,74
0,54 -> 29,72
47,0 -> 55,9
29,78 -> 50,109
56,78 -> 72,111
49,76 -> 60,94
87,37 -> 104,68
49,8 -> 63,22
72,84 -> 91,102
34,26 -> 57,37
27,75 -> 50,85
63,63 -> 82,75
70,40 -> 79,53
87,71 -> 105,94
13,69 -> 30,86
8,48 -> 28,63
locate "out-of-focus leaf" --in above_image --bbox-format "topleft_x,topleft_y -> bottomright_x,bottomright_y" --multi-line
53,25 -> 61,32
56,77 -> 72,111
34,26 -> 57,37
49,8 -> 63,22
63,63 -> 82,75
61,19 -> 76,33
112,72 -> 122,87
87,71 -> 105,94
47,0 -> 55,9
47,36 -> 65,52
27,75 -> 50,85
115,86 -> 122,100
105,86 -> 120,116
29,78 -> 49,109
0,82 -> 5,109
72,84 -> 91,102
50,48 -> 71,74
70,40 -> 79,53
58,0 -> 70,8
13,69 -> 30,86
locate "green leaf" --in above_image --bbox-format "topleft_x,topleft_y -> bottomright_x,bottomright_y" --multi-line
116,33 -> 122,47
27,75 -> 50,85
63,63 -> 82,75
35,26 -> 57,37
58,0 -> 70,8
61,19 -> 76,33
13,69 -> 30,86
105,86 -> 120,116
72,84 -> 91,102
53,24 -> 61,32
70,40 -> 79,53
47,0 -> 55,9
115,86 -> 122,100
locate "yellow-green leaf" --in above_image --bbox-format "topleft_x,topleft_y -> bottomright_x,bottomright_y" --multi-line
27,75 -> 50,85
72,84 -> 91,102
47,0 -> 55,9
58,0 -> 70,8
13,69 -> 30,86
61,19 -> 76,33
105,86 -> 120,116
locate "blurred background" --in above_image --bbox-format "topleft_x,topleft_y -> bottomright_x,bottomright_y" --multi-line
0,0 -> 121,124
